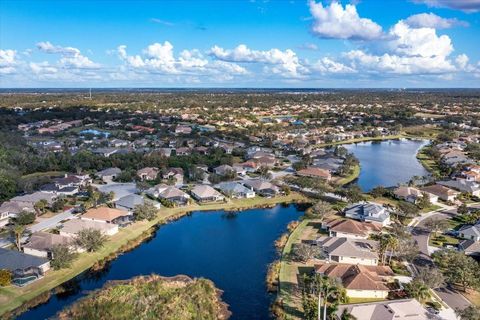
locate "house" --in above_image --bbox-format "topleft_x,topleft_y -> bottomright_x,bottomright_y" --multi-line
316,236 -> 379,266
458,240 -> 480,257
23,232 -> 76,258
0,201 -> 35,227
213,164 -> 235,177
175,125 -> 192,135
437,179 -> 480,197
458,223 -> 480,241
137,167 -> 159,181
393,186 -> 438,204
242,179 -> 279,197
10,192 -> 57,209
60,219 -> 119,237
315,263 -> 393,299
146,184 -> 190,206
296,167 -> 332,181
215,182 -> 255,199
343,202 -> 391,226
324,219 -> 382,239
421,184 -> 460,202
115,194 -> 160,212
0,248 -> 50,286
254,156 -> 277,168
334,299 -> 430,320
191,185 -> 225,203
81,207 -> 131,225
234,161 -> 257,173
162,168 -> 184,186
96,167 -> 122,183
92,147 -> 120,158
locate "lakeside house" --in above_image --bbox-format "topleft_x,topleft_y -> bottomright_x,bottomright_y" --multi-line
215,182 -> 255,199
242,179 -> 279,197
315,263 -> 393,299
296,167 -> 332,181
420,184 -> 460,202
96,167 -> 122,183
437,179 -> 480,197
146,184 -> 190,206
316,236 -> 379,266
393,186 -> 438,204
81,207 -> 131,225
0,248 -> 50,286
115,194 -> 160,212
190,185 -> 225,203
334,299 -> 430,320
324,219 -> 382,239
343,202 -> 391,226
60,219 -> 119,237
23,232 -> 76,258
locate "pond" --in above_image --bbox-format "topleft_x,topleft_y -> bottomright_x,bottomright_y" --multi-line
16,204 -> 305,320
344,139 -> 429,192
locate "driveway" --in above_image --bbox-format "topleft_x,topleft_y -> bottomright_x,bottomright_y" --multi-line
28,208 -> 76,233
411,208 -> 471,312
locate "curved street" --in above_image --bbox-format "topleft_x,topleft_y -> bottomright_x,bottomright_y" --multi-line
411,206 -> 472,313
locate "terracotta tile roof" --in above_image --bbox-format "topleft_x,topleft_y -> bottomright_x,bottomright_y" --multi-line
327,219 -> 381,237
315,263 -> 393,291
82,207 -> 129,222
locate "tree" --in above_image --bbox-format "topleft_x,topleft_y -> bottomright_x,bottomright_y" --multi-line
370,186 -> 389,198
340,309 -> 357,320
133,202 -> 158,221
10,224 -> 26,251
396,201 -> 420,221
343,185 -> 363,203
456,306 -> 480,320
308,201 -> 333,221
75,228 -> 106,252
14,210 -> 36,225
424,218 -> 450,237
458,203 -> 469,216
34,199 -> 48,215
50,244 -> 77,270
416,266 -> 444,289
416,193 -> 432,210
281,185 -> 291,196
258,166 -> 272,180
433,250 -> 480,292
292,243 -> 321,263
404,279 -> 430,302
51,198 -> 66,212
0,269 -> 12,286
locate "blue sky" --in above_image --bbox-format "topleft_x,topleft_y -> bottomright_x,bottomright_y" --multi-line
1,0 -> 480,88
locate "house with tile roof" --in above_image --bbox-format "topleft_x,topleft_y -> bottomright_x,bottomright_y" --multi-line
324,219 -> 382,239
334,299 -> 430,320
81,206 -> 131,225
315,263 -> 393,299
191,185 -> 225,203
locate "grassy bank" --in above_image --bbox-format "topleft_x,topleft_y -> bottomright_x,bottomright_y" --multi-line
416,145 -> 441,177
0,192 -> 307,317
315,134 -> 403,148
336,164 -> 360,185
57,274 -> 230,320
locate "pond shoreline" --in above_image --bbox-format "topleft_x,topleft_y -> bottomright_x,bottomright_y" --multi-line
1,193 -> 309,319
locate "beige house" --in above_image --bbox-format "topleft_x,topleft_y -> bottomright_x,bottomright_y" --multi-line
137,167 -> 160,181
60,219 -> 119,237
190,185 -> 225,203
393,186 -> 438,204
315,263 -> 393,299
23,232 -> 77,258
325,219 -> 382,240
316,237 -> 379,266
81,207 -> 131,225
420,185 -> 459,202
335,299 -> 430,320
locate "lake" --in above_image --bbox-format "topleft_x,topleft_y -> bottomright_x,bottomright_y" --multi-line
16,204 -> 305,320
344,139 -> 429,191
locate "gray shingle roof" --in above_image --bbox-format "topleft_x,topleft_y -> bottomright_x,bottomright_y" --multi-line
0,248 -> 49,271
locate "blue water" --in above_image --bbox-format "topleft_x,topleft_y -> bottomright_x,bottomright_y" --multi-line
344,139 -> 429,192
79,129 -> 110,137
16,204 -> 304,320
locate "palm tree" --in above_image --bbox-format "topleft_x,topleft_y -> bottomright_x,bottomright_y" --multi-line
34,199 -> 48,215
405,280 -> 430,303
387,236 -> 399,265
10,224 -> 26,251
340,309 -> 357,320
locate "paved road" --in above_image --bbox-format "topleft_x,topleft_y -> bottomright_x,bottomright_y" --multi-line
411,208 -> 471,312
28,208 -> 76,233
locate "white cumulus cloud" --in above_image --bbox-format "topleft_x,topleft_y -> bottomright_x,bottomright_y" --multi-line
36,41 -> 100,69
413,0 -> 480,12
405,13 -> 468,29
0,49 -> 17,74
309,1 -> 383,40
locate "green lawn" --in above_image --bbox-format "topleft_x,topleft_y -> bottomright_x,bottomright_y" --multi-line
0,193 -> 307,317
336,164 -> 360,185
